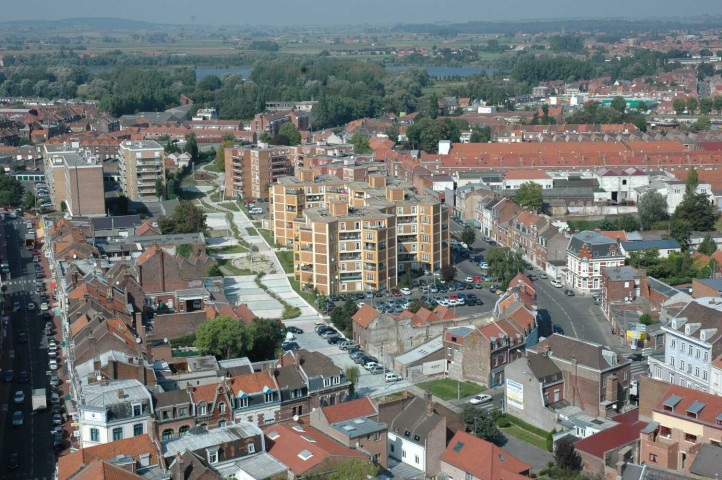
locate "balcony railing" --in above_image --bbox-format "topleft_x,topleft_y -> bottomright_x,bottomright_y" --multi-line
340,274 -> 362,281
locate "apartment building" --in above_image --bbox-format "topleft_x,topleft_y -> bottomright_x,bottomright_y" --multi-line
566,230 -> 625,293
117,140 -> 165,201
42,143 -> 105,216
270,173 -> 449,294
224,144 -> 293,200
649,297 -> 722,392
640,383 -> 722,474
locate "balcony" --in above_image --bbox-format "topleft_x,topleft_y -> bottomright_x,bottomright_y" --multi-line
340,274 -> 362,281
340,233 -> 361,241
300,265 -> 313,272
364,263 -> 377,271
340,253 -> 361,261
364,243 -> 377,250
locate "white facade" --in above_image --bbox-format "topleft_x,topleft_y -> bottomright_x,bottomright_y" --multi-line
594,168 -> 649,201
566,231 -> 625,293
633,175 -> 713,214
502,177 -> 554,190
388,431 -> 427,473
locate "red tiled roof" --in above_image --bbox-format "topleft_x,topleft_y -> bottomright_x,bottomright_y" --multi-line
574,411 -> 646,458
230,371 -> 277,396
599,230 -> 628,242
441,431 -> 530,480
352,304 -> 380,328
504,169 -> 551,180
321,397 -> 377,423
653,384 -> 722,426
264,424 -> 365,475
68,460 -> 143,480
189,383 -> 221,404
57,434 -> 158,480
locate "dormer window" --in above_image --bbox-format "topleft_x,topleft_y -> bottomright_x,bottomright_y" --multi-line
265,392 -> 274,403
132,403 -> 142,417
199,405 -> 207,415
207,447 -> 219,464
219,403 -> 226,413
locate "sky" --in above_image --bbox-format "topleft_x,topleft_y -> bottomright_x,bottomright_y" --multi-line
3,0 -> 722,26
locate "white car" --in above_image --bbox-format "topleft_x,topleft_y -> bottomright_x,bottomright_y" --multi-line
400,287 -> 411,295
385,372 -> 402,383
363,361 -> 380,370
469,394 -> 493,405
464,276 -> 474,283
49,360 -> 58,371
27,302 -> 36,311
13,391 -> 25,404
41,302 -> 49,311
550,280 -> 563,288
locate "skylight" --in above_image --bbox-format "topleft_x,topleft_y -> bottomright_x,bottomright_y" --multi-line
298,450 -> 313,461
452,442 -> 464,452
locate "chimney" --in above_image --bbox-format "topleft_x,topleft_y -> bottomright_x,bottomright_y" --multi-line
138,354 -> 147,385
571,355 -> 578,407
93,356 -> 101,372
606,373 -> 619,405
117,389 -> 125,400
175,451 -> 183,477
424,384 -> 433,415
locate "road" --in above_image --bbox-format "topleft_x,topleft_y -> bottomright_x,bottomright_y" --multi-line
0,216 -> 55,480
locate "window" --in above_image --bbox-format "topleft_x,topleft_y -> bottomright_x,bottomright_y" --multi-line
689,345 -> 693,355
402,450 -> 406,458
324,378 -> 332,387
265,393 -> 274,403
696,349 -> 700,359
218,420 -> 226,428
162,429 -> 174,441
179,426 -> 190,437
248,443 -> 255,454
239,397 -> 249,408
685,433 -> 697,443
623,369 -> 628,381
162,410 -> 169,420
703,370 -> 708,381
695,367 -> 700,377
112,428 -> 123,441
681,342 -> 685,352
415,455 -> 420,464
199,405 -> 207,415
179,407 -> 187,417
704,352 -> 709,361
390,445 -> 394,453
466,473 -> 474,480
133,423 -> 143,436
671,356 -> 675,368
208,450 -> 218,464
649,453 -> 658,463
90,428 -> 99,442
671,339 -> 676,349
219,403 -> 226,413
681,360 -> 685,370
132,403 -> 142,417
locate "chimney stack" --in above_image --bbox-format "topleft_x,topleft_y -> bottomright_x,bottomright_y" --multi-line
117,389 -> 125,400
424,385 -> 433,415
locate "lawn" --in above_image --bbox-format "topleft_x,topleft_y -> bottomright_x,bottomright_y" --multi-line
258,228 -> 276,246
415,379 -> 485,401
219,201 -> 240,211
501,426 -> 547,451
246,226 -> 259,236
276,250 -> 294,274
217,258 -> 253,276
289,277 -> 317,307
208,244 -> 248,254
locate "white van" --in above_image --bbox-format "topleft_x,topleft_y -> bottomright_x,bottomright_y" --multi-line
250,207 -> 263,215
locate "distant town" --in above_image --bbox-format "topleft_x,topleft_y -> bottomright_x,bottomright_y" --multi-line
1,14 -> 722,480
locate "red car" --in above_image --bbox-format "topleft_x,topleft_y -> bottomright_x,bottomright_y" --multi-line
30,249 -> 39,255
391,289 -> 401,296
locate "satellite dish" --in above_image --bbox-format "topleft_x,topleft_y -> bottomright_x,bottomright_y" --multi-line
292,415 -> 299,422
135,337 -> 141,344
163,338 -> 169,344
96,373 -> 102,382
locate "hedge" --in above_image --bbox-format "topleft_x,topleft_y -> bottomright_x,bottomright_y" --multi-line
504,413 -> 551,439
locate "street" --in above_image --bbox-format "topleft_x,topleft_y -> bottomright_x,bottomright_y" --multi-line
0,216 -> 55,480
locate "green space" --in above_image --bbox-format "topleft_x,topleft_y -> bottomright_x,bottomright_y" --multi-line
219,201 -> 240,211
415,379 -> 485,401
277,250 -> 294,274
217,258 -> 253,276
258,228 -> 276,246
208,244 -> 249,254
500,425 -> 548,450
246,226 -> 259,236
289,277 -> 317,307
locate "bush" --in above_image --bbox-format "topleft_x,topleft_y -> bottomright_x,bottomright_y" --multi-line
497,416 -> 511,428
282,305 -> 301,320
171,333 -> 196,347
506,414 -> 550,438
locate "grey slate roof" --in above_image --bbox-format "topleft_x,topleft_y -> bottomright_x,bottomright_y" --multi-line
390,396 -> 444,446
622,240 -> 680,251
567,231 -> 623,258
529,334 -> 630,372
669,298 -> 722,344
154,389 -> 191,408
526,353 -> 562,380
331,417 -> 387,439
604,266 -> 642,282
690,443 -> 722,477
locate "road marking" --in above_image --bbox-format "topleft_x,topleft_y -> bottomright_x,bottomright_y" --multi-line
538,281 -> 579,338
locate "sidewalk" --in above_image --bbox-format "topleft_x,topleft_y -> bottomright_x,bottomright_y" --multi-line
586,304 -> 636,354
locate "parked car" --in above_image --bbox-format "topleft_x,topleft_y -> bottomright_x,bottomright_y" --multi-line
369,365 -> 384,374
282,342 -> 300,351
52,413 -> 63,425
13,391 -> 25,404
553,324 -> 564,335
12,302 -> 20,312
469,394 -> 493,405
337,341 -> 357,350
550,280 -> 563,288
400,287 -> 411,295
538,272 -> 548,279
563,289 -> 575,296
17,371 -> 28,384
363,361 -> 380,370
3,370 -> 14,383
12,411 -> 23,426
320,329 -> 339,339
7,452 -> 19,470
286,326 -> 303,334
385,372 -> 402,382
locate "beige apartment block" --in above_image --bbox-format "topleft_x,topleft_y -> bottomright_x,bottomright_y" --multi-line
224,144 -> 292,200
118,140 -> 165,201
270,173 -> 450,295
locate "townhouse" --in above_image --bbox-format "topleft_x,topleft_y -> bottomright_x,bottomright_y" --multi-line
270,172 -> 449,295
640,382 -> 722,474
566,230 -> 625,293
649,297 -> 722,392
527,335 -> 632,418
275,349 -> 351,409
439,431 -> 531,480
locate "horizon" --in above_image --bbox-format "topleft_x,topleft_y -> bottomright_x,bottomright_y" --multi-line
2,0 -> 722,27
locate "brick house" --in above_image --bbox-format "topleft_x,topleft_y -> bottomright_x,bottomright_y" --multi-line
276,350 -> 350,409
187,382 -> 235,430
310,396 -> 388,468
136,245 -> 214,295
440,431 -> 531,480
639,382 -> 722,474
153,389 -> 195,441
527,334 -> 632,418
274,364 -> 309,422
229,370 -> 281,426
601,266 -> 649,321
574,411 -> 648,479
504,353 -> 564,431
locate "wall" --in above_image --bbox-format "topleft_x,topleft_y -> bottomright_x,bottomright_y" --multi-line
388,432 -> 427,473
504,358 -> 559,431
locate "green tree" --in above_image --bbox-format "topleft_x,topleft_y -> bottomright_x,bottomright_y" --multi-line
155,178 -> 164,199
259,132 -> 272,143
215,139 -> 234,172
345,366 -> 360,396
326,459 -> 378,480
635,100 -> 648,112
515,182 -> 544,211
349,132 -> 372,154
440,264 -> 458,283
698,236 -> 718,255
610,96 -> 627,114
461,406 -> 500,442
248,318 -> 285,361
330,298 -> 359,336
277,122 -> 301,146
0,169 -> 25,207
24,191 -> 35,210
176,243 -> 194,257
60,200 -> 68,213
486,247 -> 526,286
673,97 -> 686,115
461,225 -> 476,247
554,438 -> 582,472
673,169 -> 719,232
470,126 -> 491,143
689,115 -> 712,132
669,218 -> 693,251
207,263 -> 222,277
699,97 -> 713,115
687,97 -> 699,115
714,96 -> 722,114
194,316 -> 254,359
426,92 -> 439,119
158,201 -> 207,234
639,313 -> 655,326
408,298 -> 433,313
185,132 -> 199,162
638,191 -> 668,230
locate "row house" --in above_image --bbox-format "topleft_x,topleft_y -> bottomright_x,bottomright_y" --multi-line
276,349 -> 351,409
640,381 -> 722,475
649,297 -> 722,392
566,230 -> 625,293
